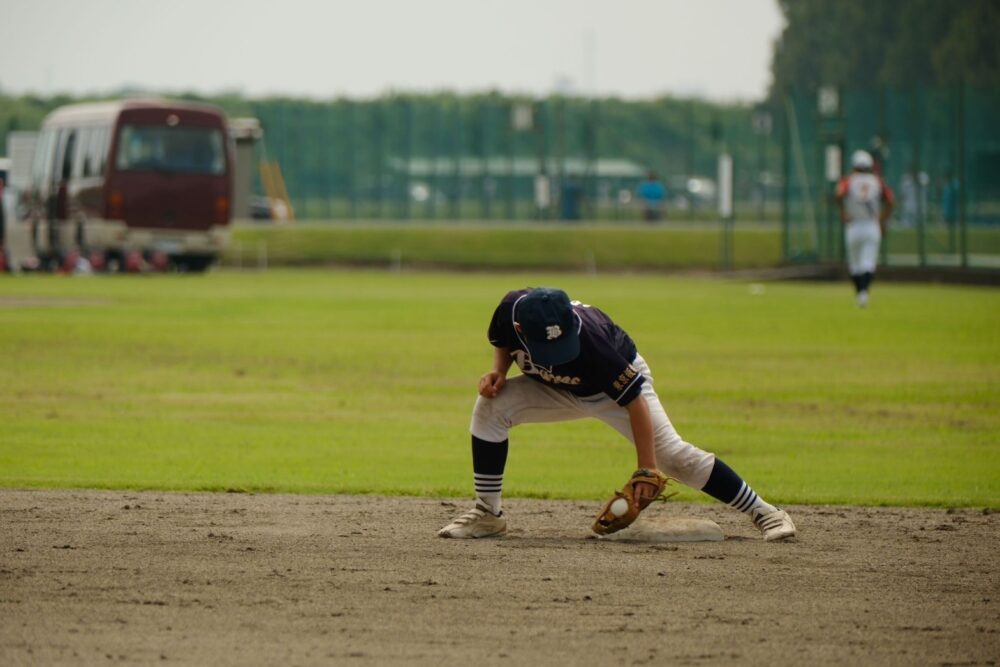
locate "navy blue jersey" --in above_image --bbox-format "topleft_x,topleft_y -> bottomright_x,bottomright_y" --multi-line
488,289 -> 644,406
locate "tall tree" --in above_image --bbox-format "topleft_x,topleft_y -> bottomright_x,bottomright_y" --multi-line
932,0 -> 1000,86
770,0 -> 1000,93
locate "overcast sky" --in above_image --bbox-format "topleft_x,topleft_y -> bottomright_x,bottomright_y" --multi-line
0,0 -> 784,102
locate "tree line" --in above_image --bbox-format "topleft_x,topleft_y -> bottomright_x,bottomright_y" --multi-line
771,0 -> 1000,93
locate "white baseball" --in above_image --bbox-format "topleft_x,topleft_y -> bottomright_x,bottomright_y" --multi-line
610,497 -> 629,517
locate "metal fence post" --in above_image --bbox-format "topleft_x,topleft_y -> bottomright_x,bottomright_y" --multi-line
958,81 -> 968,269
401,98 -> 413,221
347,101 -> 358,220
914,87 -> 926,267
781,98 -> 790,263
450,99 -> 462,220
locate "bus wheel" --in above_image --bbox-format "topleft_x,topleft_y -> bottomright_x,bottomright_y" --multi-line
88,250 -> 107,272
124,250 -> 143,273
150,251 -> 169,272
60,250 -> 81,274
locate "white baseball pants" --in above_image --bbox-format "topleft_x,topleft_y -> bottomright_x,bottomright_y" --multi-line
469,355 -> 716,489
845,220 -> 882,275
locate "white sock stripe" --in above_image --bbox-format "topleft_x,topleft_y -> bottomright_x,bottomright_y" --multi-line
729,482 -> 750,508
475,474 -> 503,492
736,491 -> 758,513
733,486 -> 757,512
736,486 -> 757,512
730,483 -> 759,513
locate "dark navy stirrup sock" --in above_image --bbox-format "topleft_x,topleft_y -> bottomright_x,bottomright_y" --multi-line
700,458 -> 772,514
471,436 -> 508,514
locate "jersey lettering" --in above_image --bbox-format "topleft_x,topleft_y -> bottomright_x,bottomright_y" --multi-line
511,350 -> 582,386
611,365 -> 639,392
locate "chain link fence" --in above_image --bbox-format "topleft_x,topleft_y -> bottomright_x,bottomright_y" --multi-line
244,95 -> 778,225
780,85 -> 1000,269
247,87 -> 998,270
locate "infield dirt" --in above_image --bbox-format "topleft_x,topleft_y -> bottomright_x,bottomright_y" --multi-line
1,490 -> 997,666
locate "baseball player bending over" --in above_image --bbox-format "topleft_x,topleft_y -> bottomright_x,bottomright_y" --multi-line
836,150 -> 895,308
439,287 -> 797,542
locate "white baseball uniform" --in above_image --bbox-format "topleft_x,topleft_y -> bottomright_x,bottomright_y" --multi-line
836,171 -> 894,275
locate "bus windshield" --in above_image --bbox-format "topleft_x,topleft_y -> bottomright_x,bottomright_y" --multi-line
115,124 -> 225,175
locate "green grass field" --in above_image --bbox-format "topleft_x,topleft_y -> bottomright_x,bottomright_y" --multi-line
225,221 -> 1000,272
0,269 -> 997,508
227,222 -> 783,270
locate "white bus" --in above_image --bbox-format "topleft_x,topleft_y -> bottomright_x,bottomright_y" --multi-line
20,99 -> 234,272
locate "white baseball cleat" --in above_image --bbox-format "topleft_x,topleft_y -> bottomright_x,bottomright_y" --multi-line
438,504 -> 507,538
857,291 -> 869,308
751,507 -> 797,542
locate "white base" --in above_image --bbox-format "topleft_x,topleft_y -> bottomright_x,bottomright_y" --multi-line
599,517 -> 724,543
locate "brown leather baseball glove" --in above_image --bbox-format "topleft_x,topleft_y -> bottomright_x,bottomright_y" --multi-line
592,468 -> 676,535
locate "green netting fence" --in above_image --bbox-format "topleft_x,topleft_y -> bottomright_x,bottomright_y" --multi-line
780,85 -> 1000,270
247,87 -> 997,270
244,95 -> 779,225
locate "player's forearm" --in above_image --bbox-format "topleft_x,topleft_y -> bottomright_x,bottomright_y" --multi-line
493,346 -> 514,375
626,396 -> 657,470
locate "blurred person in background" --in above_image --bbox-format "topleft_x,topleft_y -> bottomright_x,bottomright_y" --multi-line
635,170 -> 667,222
836,150 -> 895,308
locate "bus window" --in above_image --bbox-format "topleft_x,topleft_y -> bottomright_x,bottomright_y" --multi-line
43,129 -> 65,189
60,131 -> 77,181
94,126 -> 110,176
115,125 -> 225,175
77,127 -> 93,177
87,127 -> 103,177
32,128 -> 55,188
47,129 -> 68,189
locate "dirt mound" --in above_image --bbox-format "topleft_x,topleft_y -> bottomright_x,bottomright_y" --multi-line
1,490 -> 997,665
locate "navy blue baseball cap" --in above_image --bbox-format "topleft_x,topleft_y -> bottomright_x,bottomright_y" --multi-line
515,288 -> 580,365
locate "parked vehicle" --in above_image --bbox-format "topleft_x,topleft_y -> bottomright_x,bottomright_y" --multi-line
23,99 -> 233,272
2,133 -> 39,273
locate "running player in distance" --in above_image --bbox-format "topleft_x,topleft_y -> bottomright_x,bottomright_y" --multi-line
836,150 -> 895,307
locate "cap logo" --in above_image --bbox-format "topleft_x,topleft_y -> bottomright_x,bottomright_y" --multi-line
545,325 -> 563,340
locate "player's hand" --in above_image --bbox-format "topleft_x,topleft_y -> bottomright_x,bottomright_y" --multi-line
479,371 -> 506,398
